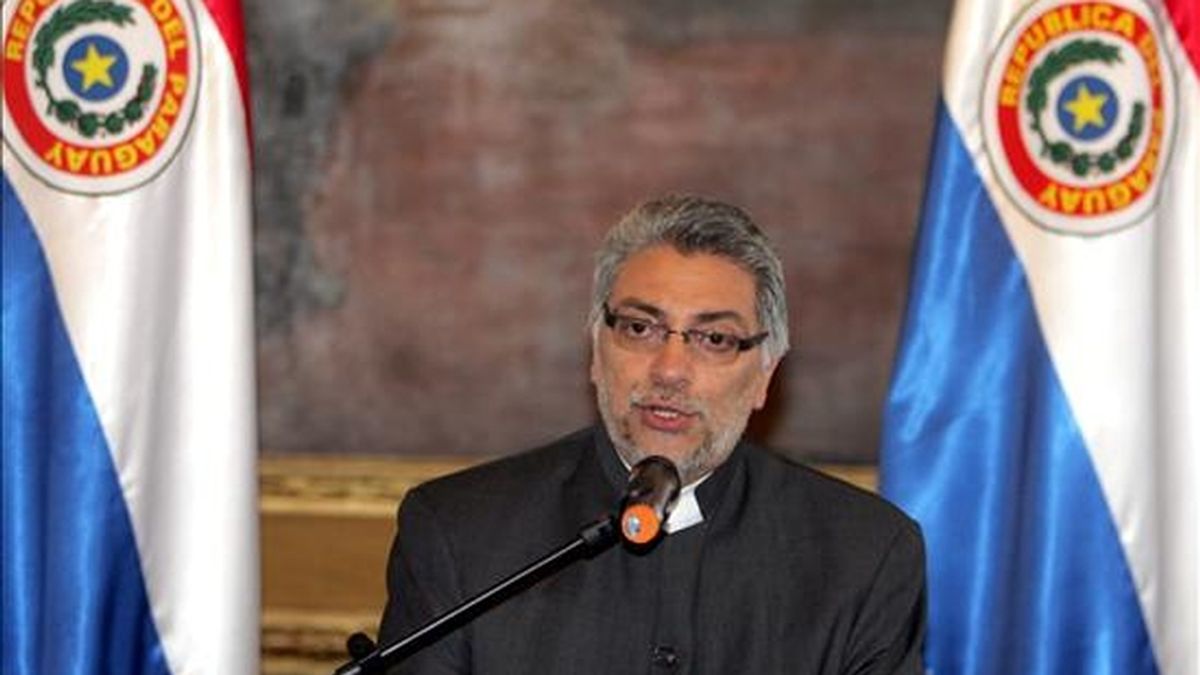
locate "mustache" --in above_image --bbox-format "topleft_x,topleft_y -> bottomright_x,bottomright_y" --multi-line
629,387 -> 704,417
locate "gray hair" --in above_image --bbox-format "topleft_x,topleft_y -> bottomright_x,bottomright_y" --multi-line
589,195 -> 790,366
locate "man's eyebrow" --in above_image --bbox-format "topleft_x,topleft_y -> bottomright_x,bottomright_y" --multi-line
612,299 -> 666,319
693,310 -> 751,329
612,299 -> 751,329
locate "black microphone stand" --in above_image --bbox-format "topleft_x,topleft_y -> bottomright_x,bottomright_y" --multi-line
333,516 -> 618,675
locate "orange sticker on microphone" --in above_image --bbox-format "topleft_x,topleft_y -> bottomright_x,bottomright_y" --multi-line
621,504 -> 661,545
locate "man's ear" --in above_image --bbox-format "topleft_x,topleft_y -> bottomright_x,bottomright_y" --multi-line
752,358 -> 781,410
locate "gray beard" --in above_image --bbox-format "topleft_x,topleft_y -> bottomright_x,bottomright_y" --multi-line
594,380 -> 749,484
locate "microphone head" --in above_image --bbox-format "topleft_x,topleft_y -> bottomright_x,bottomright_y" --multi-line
618,456 -> 681,546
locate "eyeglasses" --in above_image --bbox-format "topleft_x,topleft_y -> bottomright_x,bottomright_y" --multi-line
602,303 -> 768,364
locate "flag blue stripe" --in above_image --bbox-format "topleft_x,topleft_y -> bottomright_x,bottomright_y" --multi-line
2,174 -> 170,675
880,104 -> 1158,675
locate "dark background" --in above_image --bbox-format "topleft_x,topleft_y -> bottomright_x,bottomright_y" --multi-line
246,0 -> 952,464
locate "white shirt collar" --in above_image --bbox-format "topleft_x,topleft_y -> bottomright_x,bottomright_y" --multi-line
664,476 -> 707,534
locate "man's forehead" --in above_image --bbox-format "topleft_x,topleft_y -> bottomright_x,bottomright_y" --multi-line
608,246 -> 757,323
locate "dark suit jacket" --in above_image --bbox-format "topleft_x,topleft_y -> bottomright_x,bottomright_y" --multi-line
379,427 -> 925,674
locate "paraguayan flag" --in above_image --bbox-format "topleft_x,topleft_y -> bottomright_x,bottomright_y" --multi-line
3,0 -> 258,672
881,0 -> 1199,672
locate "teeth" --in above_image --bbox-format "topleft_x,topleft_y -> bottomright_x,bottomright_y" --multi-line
651,407 -> 680,419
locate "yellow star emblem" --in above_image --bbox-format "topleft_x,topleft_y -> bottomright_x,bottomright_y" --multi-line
1063,83 -> 1108,133
71,43 -> 117,92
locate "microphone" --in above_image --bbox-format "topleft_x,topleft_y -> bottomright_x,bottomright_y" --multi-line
618,456 -> 682,545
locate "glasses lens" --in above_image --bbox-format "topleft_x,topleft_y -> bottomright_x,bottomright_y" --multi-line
690,330 -> 741,357
612,316 -> 661,346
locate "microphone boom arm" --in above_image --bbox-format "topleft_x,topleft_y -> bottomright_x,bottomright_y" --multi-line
334,517 -> 617,675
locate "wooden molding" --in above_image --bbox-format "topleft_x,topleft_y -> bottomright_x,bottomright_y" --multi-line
260,456 -> 472,517
262,609 -> 377,674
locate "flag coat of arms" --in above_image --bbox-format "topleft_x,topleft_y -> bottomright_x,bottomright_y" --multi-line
2,0 -> 258,672
882,0 -> 1198,673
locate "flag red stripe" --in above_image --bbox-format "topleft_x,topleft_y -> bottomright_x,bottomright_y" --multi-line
201,0 -> 253,142
1165,0 -> 1200,76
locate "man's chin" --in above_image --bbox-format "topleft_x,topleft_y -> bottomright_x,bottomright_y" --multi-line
620,433 -> 706,478
627,430 -> 694,457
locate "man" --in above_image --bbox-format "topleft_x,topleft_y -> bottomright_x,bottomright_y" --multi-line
378,196 -> 925,673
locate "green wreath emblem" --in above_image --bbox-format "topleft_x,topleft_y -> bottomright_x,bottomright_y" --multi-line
1026,38 -> 1144,177
32,0 -> 157,138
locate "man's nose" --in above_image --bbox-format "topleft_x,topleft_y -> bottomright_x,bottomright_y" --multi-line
648,332 -> 693,388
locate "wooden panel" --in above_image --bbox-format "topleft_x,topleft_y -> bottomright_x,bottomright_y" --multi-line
263,512 -> 392,613
260,456 -> 466,674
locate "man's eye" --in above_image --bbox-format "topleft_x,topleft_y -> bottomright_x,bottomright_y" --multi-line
620,318 -> 655,338
700,331 -> 737,351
